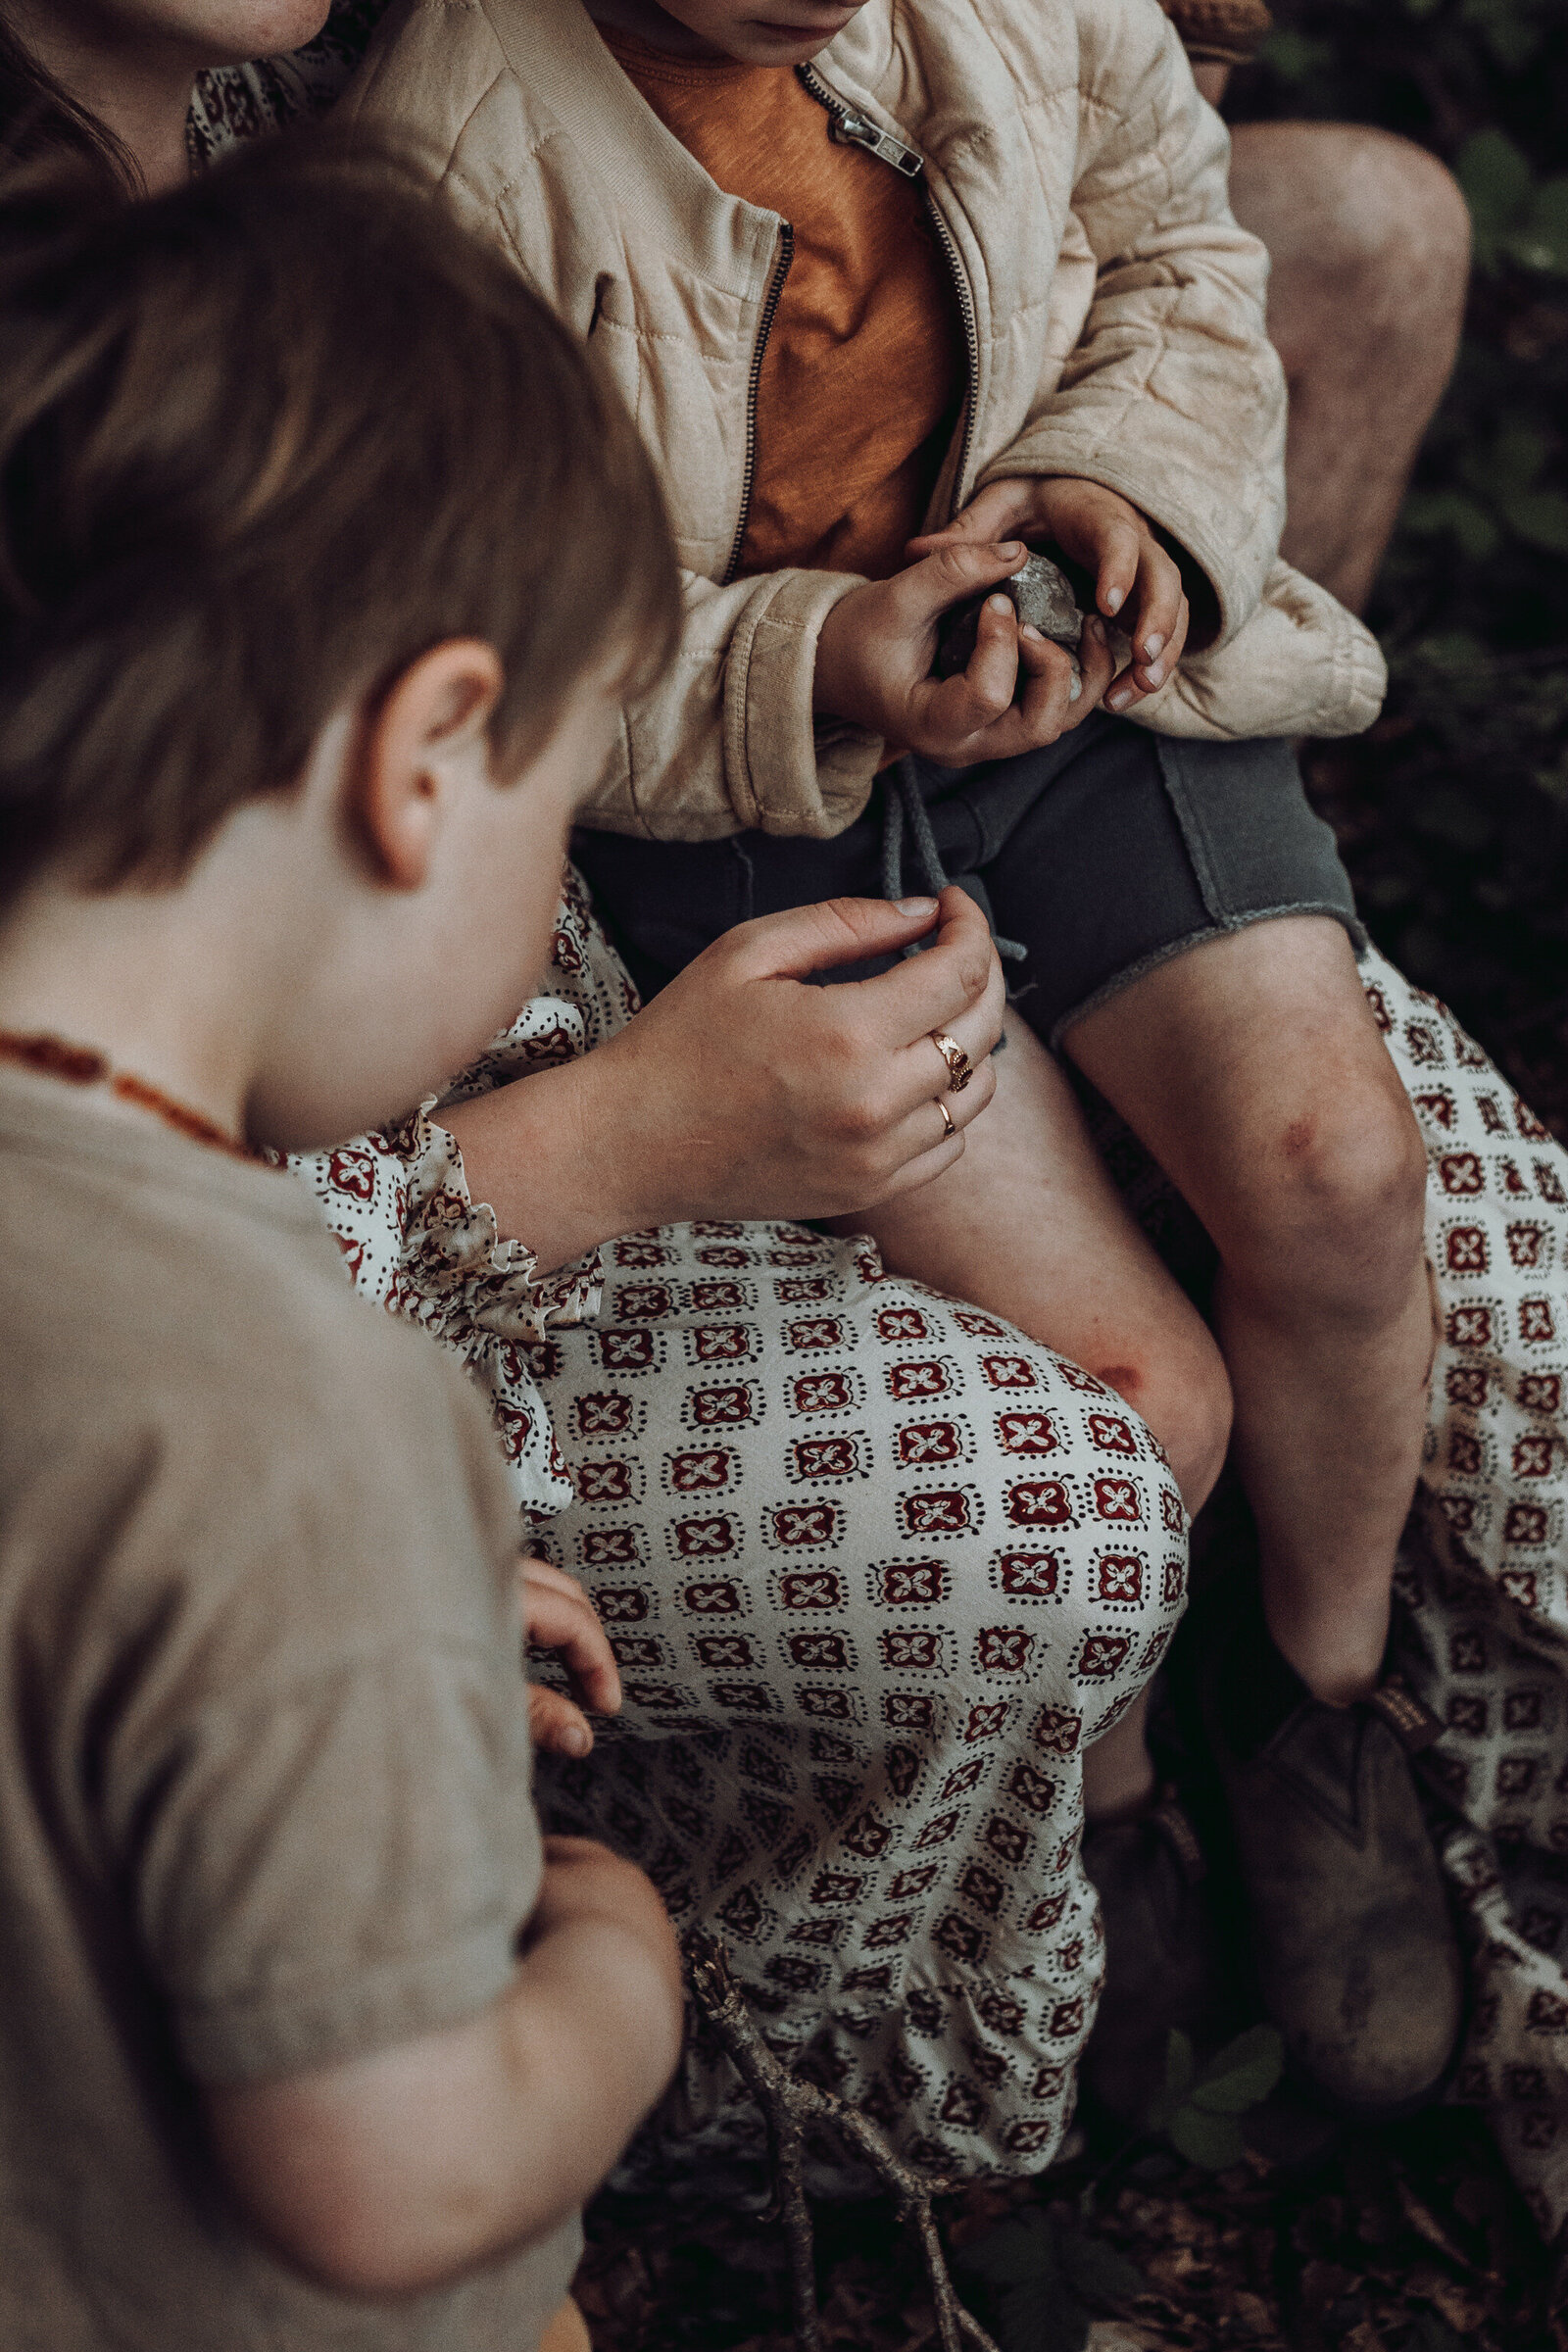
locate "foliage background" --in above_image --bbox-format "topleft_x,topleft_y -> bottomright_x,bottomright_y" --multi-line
1232,0 -> 1568,1128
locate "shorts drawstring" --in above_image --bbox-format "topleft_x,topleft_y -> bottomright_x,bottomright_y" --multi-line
880,757 -> 1027,963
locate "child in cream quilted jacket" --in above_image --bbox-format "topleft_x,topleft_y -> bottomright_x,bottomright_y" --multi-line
344,0 -> 1460,2126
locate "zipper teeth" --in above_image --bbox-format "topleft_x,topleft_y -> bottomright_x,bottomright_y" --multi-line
922,191 -> 980,520
798,63 -> 978,521
796,59 -> 850,125
722,221 -> 794,585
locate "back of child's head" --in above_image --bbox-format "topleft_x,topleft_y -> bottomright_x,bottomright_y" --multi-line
0,131 -> 679,906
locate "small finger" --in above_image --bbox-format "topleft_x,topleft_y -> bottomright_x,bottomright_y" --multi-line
1074,612 -> 1116,710
906,481 -> 1028,558
529,1686 -> 597,1758
516,1553 -> 588,1603
892,995 -> 1004,1124
524,1585 -> 622,1714
1126,546 -> 1186,681
1010,628 -> 1080,745
881,1055 -> 1001,1195
884,540 -> 1027,641
1095,521 -> 1145,621
961,591 -> 1024,714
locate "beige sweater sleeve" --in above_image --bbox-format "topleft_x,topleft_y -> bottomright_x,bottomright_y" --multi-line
981,6 -> 1283,650
582,565 -> 885,842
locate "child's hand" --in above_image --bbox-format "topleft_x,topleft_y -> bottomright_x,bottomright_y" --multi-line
909,479 -> 1191,713
813,539 -> 1116,760
518,1557 -> 620,1758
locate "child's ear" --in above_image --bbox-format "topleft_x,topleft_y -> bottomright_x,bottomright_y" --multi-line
351,640 -> 505,889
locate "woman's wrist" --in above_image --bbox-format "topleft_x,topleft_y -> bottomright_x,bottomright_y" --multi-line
439,1051 -> 662,1272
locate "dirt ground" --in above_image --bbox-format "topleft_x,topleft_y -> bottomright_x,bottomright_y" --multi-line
576,2100 -> 1561,2350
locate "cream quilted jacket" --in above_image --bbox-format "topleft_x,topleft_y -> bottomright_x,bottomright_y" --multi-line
346,0 -> 1388,840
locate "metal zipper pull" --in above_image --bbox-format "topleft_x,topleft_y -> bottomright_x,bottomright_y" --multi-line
829,112 -> 923,176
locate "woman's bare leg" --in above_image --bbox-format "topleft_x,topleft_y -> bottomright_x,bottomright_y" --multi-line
835,1012 -> 1234,1822
840,1012 -> 1232,1517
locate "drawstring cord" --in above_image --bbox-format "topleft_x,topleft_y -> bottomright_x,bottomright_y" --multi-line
881,756 -> 1027,963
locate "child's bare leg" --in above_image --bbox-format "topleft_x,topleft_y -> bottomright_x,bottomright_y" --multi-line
1066,917 -> 1431,1704
1068,915 -> 1457,2116
834,1012 -> 1232,1827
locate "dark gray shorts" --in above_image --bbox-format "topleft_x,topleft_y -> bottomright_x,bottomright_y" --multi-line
573,711 -> 1365,1052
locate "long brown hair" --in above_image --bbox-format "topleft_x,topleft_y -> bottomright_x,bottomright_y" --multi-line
0,20 -> 135,190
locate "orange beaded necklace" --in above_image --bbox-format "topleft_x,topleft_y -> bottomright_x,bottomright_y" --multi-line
0,1030 -> 261,1162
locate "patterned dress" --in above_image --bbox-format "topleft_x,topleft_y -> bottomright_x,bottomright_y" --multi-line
291,875 -> 1188,2183
216,4 -> 1568,2234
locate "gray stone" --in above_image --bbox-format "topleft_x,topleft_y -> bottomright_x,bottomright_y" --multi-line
935,550 -> 1089,680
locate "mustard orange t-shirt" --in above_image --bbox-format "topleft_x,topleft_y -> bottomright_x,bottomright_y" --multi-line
601,30 -> 964,582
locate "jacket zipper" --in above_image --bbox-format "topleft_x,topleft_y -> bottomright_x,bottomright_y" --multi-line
722,222 -> 794,584
796,62 -> 981,518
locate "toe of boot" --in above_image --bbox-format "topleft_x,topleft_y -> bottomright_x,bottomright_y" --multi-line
1223,1700 -> 1462,2119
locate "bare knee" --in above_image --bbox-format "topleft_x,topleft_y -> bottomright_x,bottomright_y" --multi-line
1225,1078 -> 1430,1321
1091,1318 -> 1232,1520
1232,122 -> 1470,368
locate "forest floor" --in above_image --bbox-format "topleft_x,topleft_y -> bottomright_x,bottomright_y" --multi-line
576,2099 -> 1561,2351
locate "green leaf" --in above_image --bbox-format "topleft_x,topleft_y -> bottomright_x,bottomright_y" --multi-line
1145,2026 -> 1196,2130
1457,127 -> 1534,234
1507,175 -> 1568,271
1189,2024 -> 1286,2115
1409,630 -> 1496,675
1462,0 -> 1543,73
1257,27 -> 1335,80
1526,175 -> 1568,270
1164,2028 -> 1196,2096
1492,423 -> 1551,490
1054,2216 -> 1150,2307
1500,489 -> 1568,554
1169,2104 -> 1246,2170
1399,490 -> 1500,562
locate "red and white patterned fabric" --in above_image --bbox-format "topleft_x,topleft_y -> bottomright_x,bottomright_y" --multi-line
527,1215 -> 1186,2182
292,877 -> 1568,2225
291,873 -> 1187,2180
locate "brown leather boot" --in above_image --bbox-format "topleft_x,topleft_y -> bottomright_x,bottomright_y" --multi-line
1200,1623 -> 1463,2119
1080,1788 -> 1232,2130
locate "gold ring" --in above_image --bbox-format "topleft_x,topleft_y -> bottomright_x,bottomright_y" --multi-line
929,1028 -> 972,1094
937,1099 -> 956,1141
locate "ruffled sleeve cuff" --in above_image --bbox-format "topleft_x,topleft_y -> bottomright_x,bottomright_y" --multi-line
383,1102 -> 603,1348
287,1102 -> 602,1348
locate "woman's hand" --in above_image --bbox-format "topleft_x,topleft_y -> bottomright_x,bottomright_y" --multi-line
517,1557 -> 619,1758
909,477 -> 1193,713
441,886 -> 1004,1268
